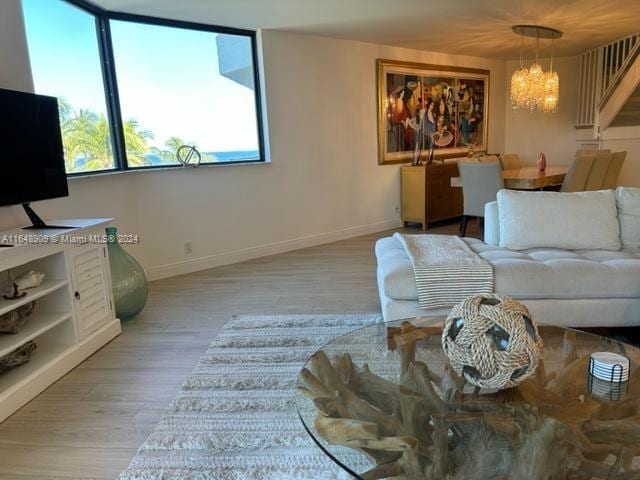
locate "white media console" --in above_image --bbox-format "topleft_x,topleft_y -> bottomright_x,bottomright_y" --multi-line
0,218 -> 121,422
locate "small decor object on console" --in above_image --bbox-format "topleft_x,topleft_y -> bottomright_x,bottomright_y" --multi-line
3,270 -> 46,300
106,227 -> 148,321
537,152 -> 547,172
442,294 -> 543,389
3,284 -> 26,300
465,143 -> 480,162
13,270 -> 46,291
0,341 -> 37,374
0,301 -> 36,334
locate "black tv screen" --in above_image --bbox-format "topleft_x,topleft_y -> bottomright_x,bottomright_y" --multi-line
0,88 -> 68,207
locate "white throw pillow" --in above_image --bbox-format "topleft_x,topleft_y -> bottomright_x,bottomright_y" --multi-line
497,189 -> 621,251
616,187 -> 640,247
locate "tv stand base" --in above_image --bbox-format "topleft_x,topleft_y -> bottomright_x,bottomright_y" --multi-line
21,203 -> 72,230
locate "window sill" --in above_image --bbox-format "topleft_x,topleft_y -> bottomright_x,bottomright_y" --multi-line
67,159 -> 269,180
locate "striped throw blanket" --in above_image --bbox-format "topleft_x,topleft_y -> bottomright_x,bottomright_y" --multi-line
393,233 -> 494,309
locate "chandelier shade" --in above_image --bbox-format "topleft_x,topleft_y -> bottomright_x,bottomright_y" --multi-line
510,25 -> 562,113
542,70 -> 560,113
510,66 -> 529,110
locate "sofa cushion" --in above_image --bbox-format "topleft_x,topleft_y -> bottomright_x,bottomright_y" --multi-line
616,186 -> 640,248
375,236 -> 640,301
497,189 -> 621,251
375,236 -> 418,300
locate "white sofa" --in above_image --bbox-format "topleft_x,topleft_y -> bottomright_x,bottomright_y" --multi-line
376,188 -> 640,327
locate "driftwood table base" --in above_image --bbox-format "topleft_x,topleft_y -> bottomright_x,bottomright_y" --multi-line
296,318 -> 640,479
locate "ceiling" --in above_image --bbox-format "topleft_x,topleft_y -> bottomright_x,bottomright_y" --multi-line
92,0 -> 640,60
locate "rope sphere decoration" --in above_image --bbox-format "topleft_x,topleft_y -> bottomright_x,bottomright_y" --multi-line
441,294 -> 543,390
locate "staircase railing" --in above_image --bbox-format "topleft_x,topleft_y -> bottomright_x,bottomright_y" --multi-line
598,38 -> 640,110
575,33 -> 639,128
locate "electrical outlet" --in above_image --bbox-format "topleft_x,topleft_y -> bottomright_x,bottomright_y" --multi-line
184,242 -> 193,255
395,205 -> 400,215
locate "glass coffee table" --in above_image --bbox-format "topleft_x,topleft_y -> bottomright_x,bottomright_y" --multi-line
296,316 -> 640,479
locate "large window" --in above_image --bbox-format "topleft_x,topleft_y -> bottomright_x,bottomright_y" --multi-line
22,0 -> 116,174
110,21 -> 260,167
21,0 -> 264,175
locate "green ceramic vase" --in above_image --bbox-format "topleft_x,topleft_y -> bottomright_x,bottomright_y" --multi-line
106,227 -> 148,321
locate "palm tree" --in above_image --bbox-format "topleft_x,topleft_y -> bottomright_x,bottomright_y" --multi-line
56,98 -> 79,171
58,103 -> 154,172
122,119 -> 153,167
62,109 -> 109,171
151,136 -> 189,165
55,97 -> 191,172
165,136 -> 185,154
57,98 -> 73,124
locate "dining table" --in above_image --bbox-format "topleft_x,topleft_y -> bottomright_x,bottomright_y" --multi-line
451,165 -> 568,190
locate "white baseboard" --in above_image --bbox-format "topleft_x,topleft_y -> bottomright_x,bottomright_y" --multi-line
145,219 -> 402,281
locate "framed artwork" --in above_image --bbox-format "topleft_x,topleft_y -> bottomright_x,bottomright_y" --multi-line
377,59 -> 490,165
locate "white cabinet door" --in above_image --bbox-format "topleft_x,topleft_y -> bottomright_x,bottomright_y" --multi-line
68,244 -> 114,340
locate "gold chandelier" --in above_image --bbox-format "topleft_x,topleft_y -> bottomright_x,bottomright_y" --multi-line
510,25 -> 562,113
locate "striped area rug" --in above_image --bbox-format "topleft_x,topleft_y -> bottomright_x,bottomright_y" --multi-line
117,314 -> 381,480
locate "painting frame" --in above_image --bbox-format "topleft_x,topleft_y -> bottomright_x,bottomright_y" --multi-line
377,59 -> 490,165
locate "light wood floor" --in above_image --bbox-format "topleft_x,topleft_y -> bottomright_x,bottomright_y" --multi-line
0,220 -> 477,479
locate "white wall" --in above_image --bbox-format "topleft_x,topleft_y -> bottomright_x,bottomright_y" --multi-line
0,0 -> 33,93
504,56 -> 580,166
0,2 -> 507,280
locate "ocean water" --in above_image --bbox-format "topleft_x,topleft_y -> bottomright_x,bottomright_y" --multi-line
146,150 -> 259,165
209,150 -> 259,162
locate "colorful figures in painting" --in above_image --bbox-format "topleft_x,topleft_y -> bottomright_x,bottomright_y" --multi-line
386,75 -> 484,162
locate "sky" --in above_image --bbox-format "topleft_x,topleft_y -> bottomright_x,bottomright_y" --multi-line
21,0 -> 259,153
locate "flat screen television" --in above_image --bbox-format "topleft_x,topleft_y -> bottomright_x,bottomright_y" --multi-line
0,87 -> 69,229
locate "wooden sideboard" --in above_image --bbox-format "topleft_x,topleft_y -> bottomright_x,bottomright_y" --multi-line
401,161 -> 463,230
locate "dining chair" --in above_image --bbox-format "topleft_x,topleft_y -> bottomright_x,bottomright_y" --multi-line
575,148 -> 610,157
602,151 -> 627,189
458,161 -> 504,237
584,151 -> 613,190
500,153 -> 521,170
561,155 -> 596,192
